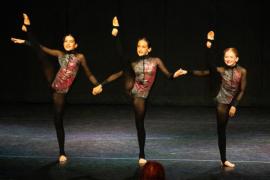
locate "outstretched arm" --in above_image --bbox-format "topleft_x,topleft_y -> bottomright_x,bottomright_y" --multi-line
92,70 -> 124,95
187,66 -> 224,77
191,69 -> 211,76
101,71 -> 124,86
27,29 -> 63,57
156,58 -> 187,79
11,37 -> 27,45
79,54 -> 99,86
11,36 -> 62,58
39,45 -> 63,57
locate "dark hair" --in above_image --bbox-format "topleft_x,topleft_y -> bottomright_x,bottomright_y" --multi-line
224,47 -> 239,57
137,37 -> 152,48
140,161 -> 165,180
63,34 -> 78,44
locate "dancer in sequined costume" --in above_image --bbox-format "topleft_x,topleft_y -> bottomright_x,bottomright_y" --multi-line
92,17 -> 187,166
11,13 -> 99,163
189,31 -> 247,168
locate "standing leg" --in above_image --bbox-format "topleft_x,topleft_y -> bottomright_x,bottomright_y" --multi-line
133,97 -> 147,166
52,92 -> 67,163
216,103 -> 235,167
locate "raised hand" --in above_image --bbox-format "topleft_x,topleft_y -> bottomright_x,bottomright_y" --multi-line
173,68 -> 187,78
11,37 -> 26,44
92,84 -> 103,95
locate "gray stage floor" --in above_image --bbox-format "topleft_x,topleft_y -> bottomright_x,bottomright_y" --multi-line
0,104 -> 270,179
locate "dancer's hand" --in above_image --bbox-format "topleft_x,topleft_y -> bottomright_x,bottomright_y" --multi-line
92,85 -> 103,95
11,37 -> 25,44
229,106 -> 236,117
173,68 -> 187,78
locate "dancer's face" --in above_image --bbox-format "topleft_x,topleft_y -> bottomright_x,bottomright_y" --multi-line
224,50 -> 239,67
137,39 -> 151,57
63,35 -> 78,51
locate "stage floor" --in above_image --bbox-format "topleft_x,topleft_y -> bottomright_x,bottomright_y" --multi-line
1,104 -> 270,180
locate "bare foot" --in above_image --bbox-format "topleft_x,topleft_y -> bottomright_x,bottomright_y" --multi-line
59,155 -> 67,164
207,30 -> 214,40
139,158 -> 147,167
23,13 -> 30,25
112,16 -> 119,27
222,160 -> 235,168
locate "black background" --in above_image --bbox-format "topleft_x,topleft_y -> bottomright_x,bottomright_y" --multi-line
1,0 -> 269,106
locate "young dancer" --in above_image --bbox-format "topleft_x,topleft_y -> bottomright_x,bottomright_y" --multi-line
188,31 -> 247,168
11,13 -> 99,163
92,17 -> 187,166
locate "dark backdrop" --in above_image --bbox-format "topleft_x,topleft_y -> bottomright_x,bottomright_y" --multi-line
1,0 -> 269,106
